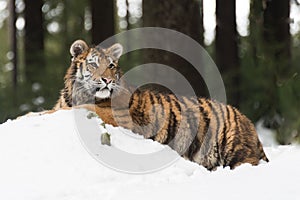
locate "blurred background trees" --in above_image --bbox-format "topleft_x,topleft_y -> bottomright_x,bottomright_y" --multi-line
143,0 -> 206,96
215,0 -> 240,107
0,0 -> 299,144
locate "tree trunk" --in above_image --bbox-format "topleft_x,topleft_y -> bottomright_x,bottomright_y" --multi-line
263,0 -> 291,64
143,0 -> 206,97
199,0 -> 204,46
24,0 -> 44,83
90,0 -> 115,45
249,0 -> 264,67
9,0 -> 17,88
263,0 -> 291,143
215,0 -> 240,107
239,0 -> 265,122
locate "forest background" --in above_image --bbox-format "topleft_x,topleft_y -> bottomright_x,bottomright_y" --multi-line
0,0 -> 299,144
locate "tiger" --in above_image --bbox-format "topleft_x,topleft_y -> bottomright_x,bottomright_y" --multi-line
54,39 -> 269,171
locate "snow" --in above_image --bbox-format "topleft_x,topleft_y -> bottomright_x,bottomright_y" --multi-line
0,109 -> 299,200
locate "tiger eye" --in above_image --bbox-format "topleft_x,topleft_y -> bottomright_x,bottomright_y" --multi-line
90,62 -> 98,68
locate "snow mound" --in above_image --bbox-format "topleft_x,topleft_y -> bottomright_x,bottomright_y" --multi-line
0,109 -> 299,200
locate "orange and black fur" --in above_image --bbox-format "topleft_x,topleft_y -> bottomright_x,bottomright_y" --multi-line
54,40 -> 269,170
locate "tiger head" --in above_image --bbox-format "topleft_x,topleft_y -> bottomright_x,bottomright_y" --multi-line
69,40 -> 123,102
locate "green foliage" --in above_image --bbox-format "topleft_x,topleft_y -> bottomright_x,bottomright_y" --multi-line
239,28 -> 300,144
101,132 -> 111,146
234,0 -> 300,144
86,112 -> 99,119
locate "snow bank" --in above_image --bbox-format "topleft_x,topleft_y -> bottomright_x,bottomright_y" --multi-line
0,109 -> 299,200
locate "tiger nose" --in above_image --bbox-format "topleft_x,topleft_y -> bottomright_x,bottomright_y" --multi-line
102,77 -> 112,84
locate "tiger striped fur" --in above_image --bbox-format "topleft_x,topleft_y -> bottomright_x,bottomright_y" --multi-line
54,40 -> 269,170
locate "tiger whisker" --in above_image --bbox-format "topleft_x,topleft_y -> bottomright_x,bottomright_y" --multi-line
113,85 -> 132,95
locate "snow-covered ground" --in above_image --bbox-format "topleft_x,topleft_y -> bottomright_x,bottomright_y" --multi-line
0,109 -> 299,200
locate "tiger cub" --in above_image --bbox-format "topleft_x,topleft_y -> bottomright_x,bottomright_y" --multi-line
54,39 -> 269,170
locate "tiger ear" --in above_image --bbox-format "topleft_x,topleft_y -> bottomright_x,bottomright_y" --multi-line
70,40 -> 88,57
106,43 -> 123,60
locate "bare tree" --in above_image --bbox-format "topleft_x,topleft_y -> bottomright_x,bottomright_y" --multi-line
263,0 -> 291,143
215,0 -> 240,107
263,0 -> 291,64
90,0 -> 115,45
9,0 -> 17,88
24,0 -> 44,83
143,0 -> 206,96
